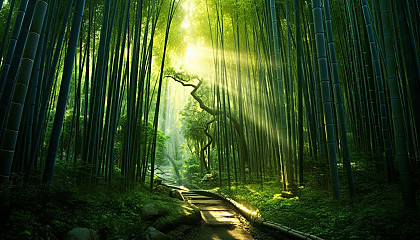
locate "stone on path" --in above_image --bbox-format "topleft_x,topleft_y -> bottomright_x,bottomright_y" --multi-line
201,210 -> 240,227
188,199 -> 224,205
183,194 -> 213,200
196,205 -> 232,211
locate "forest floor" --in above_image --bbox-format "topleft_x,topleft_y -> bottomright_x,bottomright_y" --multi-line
0,181 -> 203,239
0,161 -> 274,240
1,153 -> 419,239
0,161 -> 205,240
207,154 -> 420,240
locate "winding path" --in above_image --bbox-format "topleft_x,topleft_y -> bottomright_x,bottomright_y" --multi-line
156,169 -> 259,239
156,169 -> 315,240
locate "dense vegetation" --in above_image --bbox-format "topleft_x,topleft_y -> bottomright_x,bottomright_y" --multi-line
0,0 -> 419,239
0,162 -> 200,239
215,153 -> 420,239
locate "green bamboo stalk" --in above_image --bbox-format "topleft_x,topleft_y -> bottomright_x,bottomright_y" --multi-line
394,0 -> 420,157
294,0 -> 304,186
361,0 -> 395,179
86,0 -> 112,180
324,0 -> 355,197
312,0 -> 340,200
307,0 -> 324,160
29,0 -> 76,175
0,0 -> 48,184
380,0 -> 417,209
269,0 -> 289,189
43,0 -> 86,183
0,0 -> 29,98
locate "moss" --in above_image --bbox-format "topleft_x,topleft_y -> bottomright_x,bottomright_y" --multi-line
0,180 -> 200,240
153,200 -> 201,232
214,160 -> 420,240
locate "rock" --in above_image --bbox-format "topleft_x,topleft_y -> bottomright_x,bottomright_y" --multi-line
155,185 -> 171,196
145,227 -> 170,240
153,203 -> 202,231
142,203 -> 160,220
170,189 -> 184,201
64,227 -> 99,240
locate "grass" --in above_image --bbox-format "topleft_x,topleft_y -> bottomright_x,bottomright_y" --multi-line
213,154 -> 420,240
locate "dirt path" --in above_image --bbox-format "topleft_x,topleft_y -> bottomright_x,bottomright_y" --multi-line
156,173 -> 277,239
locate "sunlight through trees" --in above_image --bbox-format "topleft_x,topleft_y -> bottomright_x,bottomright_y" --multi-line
0,0 -> 418,213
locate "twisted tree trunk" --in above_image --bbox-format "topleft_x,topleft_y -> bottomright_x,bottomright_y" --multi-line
166,74 -> 249,175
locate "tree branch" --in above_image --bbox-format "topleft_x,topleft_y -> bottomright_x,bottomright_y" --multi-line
201,117 -> 216,173
166,73 -> 249,166
165,75 -> 218,115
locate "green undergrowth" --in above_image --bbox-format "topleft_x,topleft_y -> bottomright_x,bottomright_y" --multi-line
214,156 -> 420,240
0,163 -> 199,239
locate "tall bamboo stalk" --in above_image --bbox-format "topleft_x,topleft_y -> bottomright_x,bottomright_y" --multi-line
312,0 -> 340,200
0,0 -> 48,184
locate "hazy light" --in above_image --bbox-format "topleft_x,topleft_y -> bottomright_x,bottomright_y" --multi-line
185,45 -> 199,62
181,18 -> 191,29
181,1 -> 194,29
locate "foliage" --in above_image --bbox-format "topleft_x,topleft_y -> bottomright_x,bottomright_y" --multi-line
181,154 -> 200,181
216,156 -> 420,240
180,100 -> 211,144
0,160 -> 198,240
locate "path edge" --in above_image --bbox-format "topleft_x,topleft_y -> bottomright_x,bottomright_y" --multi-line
190,189 -> 325,240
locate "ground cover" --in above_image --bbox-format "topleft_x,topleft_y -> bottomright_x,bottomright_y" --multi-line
215,155 -> 420,240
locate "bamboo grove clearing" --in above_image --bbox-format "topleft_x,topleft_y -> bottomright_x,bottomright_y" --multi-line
0,0 -> 419,239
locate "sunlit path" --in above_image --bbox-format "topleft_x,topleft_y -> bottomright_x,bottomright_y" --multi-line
183,190 -> 256,240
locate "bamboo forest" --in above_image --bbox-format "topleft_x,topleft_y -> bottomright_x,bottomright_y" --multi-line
1,0 -> 420,239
